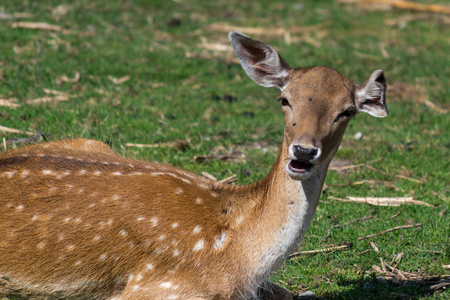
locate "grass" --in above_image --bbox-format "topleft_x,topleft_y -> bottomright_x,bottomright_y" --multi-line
1,0 -> 449,299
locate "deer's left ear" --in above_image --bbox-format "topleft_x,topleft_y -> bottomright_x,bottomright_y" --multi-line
355,70 -> 388,118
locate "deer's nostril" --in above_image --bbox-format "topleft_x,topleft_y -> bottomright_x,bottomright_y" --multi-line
293,145 -> 318,161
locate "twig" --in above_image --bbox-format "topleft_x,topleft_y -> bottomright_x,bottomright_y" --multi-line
359,249 -> 371,255
323,215 -> 374,241
370,242 -> 379,253
0,98 -> 21,108
394,174 -> 424,184
364,164 -> 388,175
0,125 -> 36,136
357,223 -> 422,241
389,212 -> 401,219
217,174 -> 238,185
125,140 -> 191,151
337,0 -> 450,14
12,22 -> 72,34
288,243 -> 352,259
26,95 -> 71,104
329,196 -> 433,207
201,172 -> 217,181
207,22 -> 330,37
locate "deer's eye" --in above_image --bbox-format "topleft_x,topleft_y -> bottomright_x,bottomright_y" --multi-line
334,109 -> 355,123
278,97 -> 290,107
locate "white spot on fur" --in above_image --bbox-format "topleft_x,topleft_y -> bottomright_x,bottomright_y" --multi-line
93,235 -> 101,241
160,282 -> 173,289
236,214 -> 244,225
137,216 -> 145,221
99,254 -> 107,261
192,226 -> 202,234
180,178 -> 191,184
214,230 -> 228,251
195,197 -> 202,204
175,188 -> 183,194
167,295 -> 179,300
193,239 -> 205,251
31,215 -> 39,221
78,170 -> 87,175
16,205 -> 24,211
158,235 -> 165,240
151,217 -> 158,227
67,245 -> 75,251
94,171 -> 102,175
145,263 -> 154,271
129,172 -> 143,176
136,274 -> 143,282
37,241 -> 46,249
64,217 -> 71,223
112,172 -> 122,176
20,170 -> 30,178
74,260 -> 82,266
107,219 -> 113,226
119,230 -> 127,237
42,170 -> 53,175
173,249 -> 180,256
171,222 -> 179,229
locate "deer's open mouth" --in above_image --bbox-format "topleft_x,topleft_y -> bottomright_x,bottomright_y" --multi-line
288,159 -> 314,174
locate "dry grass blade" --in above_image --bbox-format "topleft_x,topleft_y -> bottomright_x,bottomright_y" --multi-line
372,260 -> 450,292
108,75 -> 130,85
0,125 -> 36,136
125,140 -> 191,151
337,0 -> 450,14
216,174 -> 237,185
323,215 -> 374,241
201,172 -> 217,181
288,243 -> 352,259
357,223 -> 422,241
206,22 -> 330,37
370,242 -> 379,253
420,98 -> 448,114
194,154 -> 245,164
329,196 -> 433,207
56,72 -> 80,84
26,95 -> 71,105
12,22 -> 72,34
0,98 -> 21,108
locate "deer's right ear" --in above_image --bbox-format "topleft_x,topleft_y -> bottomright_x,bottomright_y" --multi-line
228,31 -> 291,91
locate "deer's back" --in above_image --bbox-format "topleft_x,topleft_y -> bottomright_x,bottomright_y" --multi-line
0,139 -> 234,299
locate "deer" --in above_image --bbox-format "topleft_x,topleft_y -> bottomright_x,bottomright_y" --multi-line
0,31 -> 388,300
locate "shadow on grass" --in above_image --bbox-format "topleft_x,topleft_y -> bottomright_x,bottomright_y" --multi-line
310,276 -> 449,300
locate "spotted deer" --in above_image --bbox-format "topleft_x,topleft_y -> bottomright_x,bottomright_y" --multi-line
0,31 -> 388,300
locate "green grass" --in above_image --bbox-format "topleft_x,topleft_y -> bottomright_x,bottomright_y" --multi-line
1,0 -> 449,299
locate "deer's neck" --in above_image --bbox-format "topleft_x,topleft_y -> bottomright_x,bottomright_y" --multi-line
226,139 -> 331,288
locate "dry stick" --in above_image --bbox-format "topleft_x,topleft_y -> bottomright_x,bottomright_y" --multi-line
370,242 -> 379,253
329,196 -> 433,207
216,174 -> 238,185
323,215 -> 374,241
357,223 -> 422,241
337,0 -> 450,14
288,243 -> 352,259
12,22 -> 72,34
389,212 -> 401,219
207,22 -> 331,37
0,125 -> 36,136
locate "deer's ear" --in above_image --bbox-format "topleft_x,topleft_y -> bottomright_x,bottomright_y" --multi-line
355,70 -> 388,118
228,31 -> 291,91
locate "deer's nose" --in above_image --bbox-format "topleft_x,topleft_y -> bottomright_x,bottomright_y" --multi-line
293,145 -> 318,161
